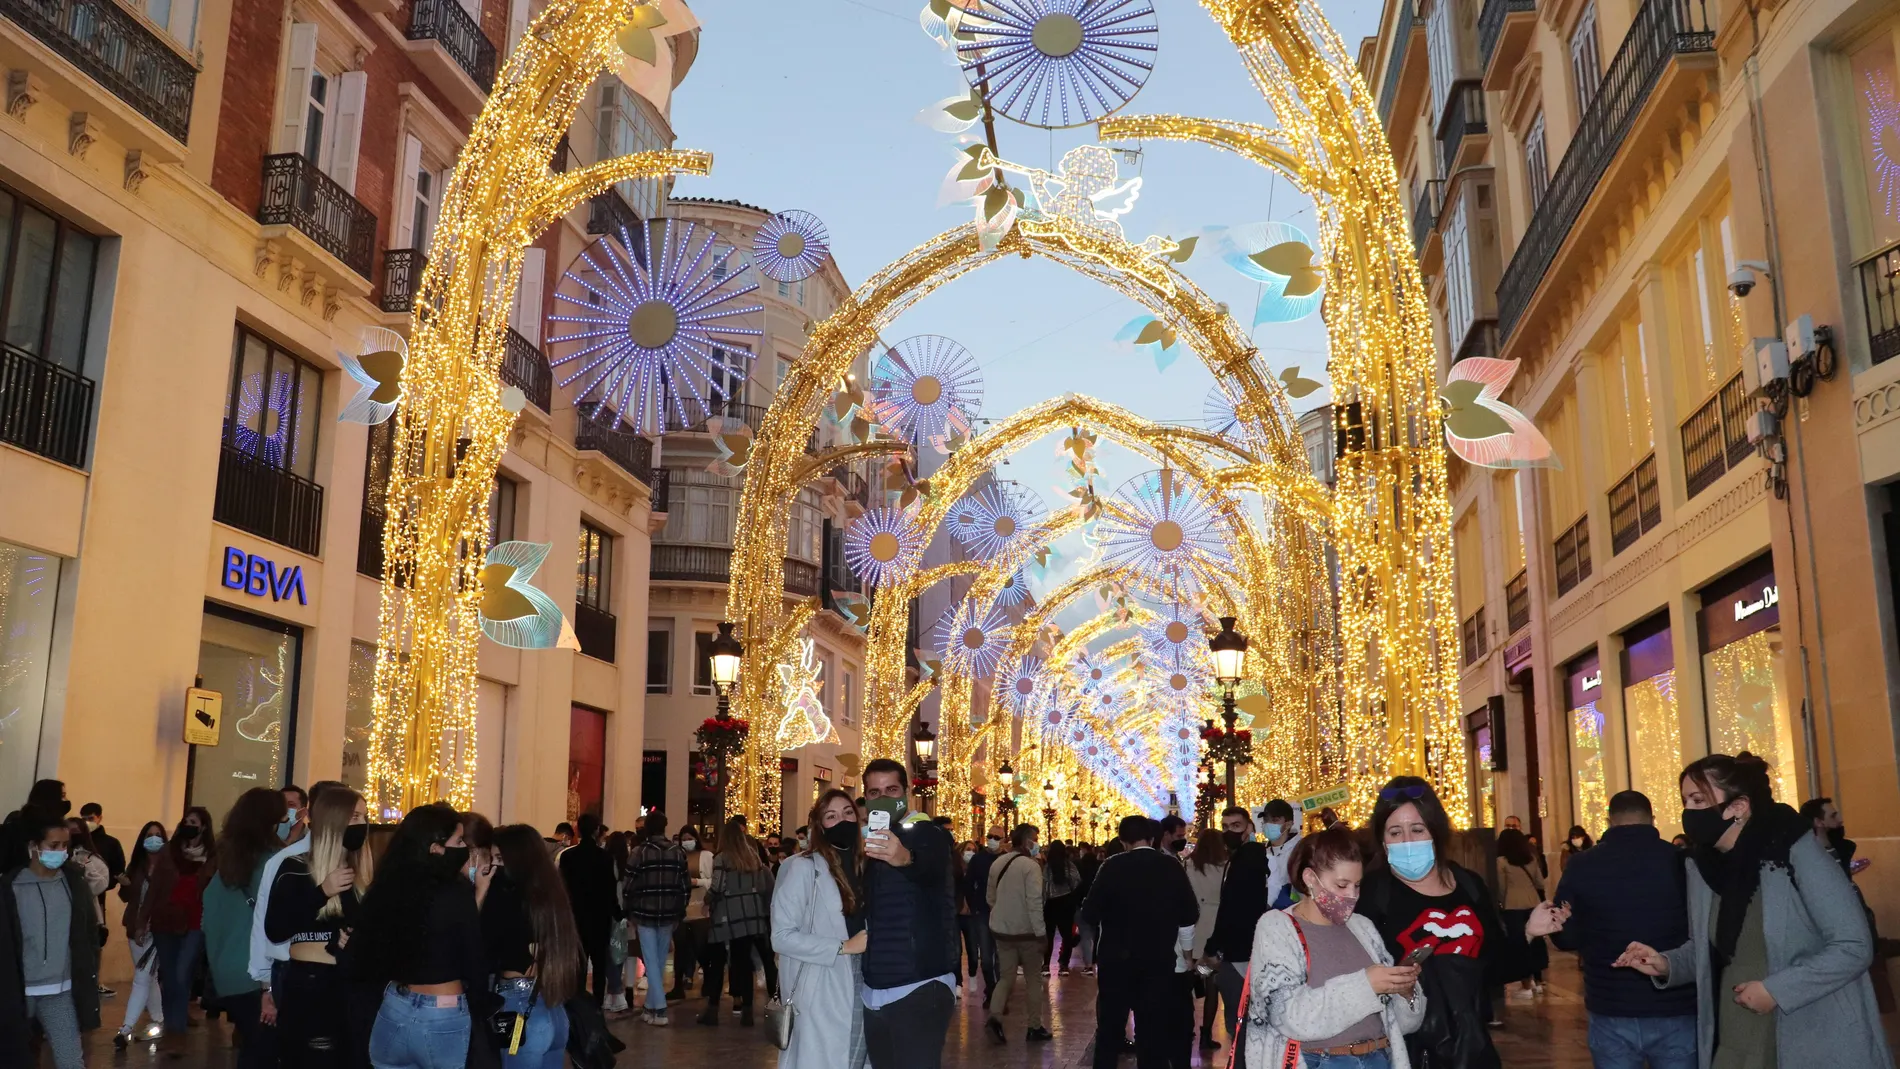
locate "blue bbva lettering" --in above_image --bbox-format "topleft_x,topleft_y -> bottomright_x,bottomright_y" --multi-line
221,547 -> 309,607
221,547 -> 247,590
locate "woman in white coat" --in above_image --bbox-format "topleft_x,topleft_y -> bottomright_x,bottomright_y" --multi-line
771,789 -> 869,1069
1244,826 -> 1427,1069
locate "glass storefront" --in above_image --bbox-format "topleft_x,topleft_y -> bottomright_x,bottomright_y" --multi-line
1620,614 -> 1682,838
1565,651 -> 1608,838
1700,556 -> 1799,803
568,704 -> 606,822
192,605 -> 301,822
1466,704 -> 1496,829
0,541 -> 60,803
341,640 -> 376,796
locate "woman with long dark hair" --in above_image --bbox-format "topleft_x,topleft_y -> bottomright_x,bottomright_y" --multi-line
771,789 -> 867,1069
485,824 -> 587,1068
115,821 -> 168,1046
203,789 -> 286,1069
354,803 -> 490,1068
1494,828 -> 1548,998
139,805 -> 216,1050
671,824 -> 713,1001
1185,826 -> 1228,1051
1354,777 -> 1564,1068
1616,753 -> 1892,1069
1041,840 -> 1082,977
1559,825 -> 1594,871
266,787 -> 372,1068
700,814 -> 775,1026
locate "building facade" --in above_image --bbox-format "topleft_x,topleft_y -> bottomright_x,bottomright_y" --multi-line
1364,0 -> 1900,927
0,0 -> 701,837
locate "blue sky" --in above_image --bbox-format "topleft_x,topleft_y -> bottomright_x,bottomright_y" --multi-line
669,0 -> 1380,609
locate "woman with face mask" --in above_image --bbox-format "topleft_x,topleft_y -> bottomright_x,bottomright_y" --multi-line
1243,826 -> 1427,1069
140,806 -> 216,1052
264,787 -> 372,1069
769,789 -> 869,1068
114,821 -> 169,1047
1185,828 -> 1228,1051
670,825 -> 712,1003
1615,753 -> 1892,1069
1559,825 -> 1594,872
1354,777 -> 1565,1069
201,789 -> 287,1069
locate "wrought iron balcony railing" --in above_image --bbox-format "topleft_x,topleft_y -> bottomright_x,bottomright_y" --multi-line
1462,606 -> 1488,667
1436,80 -> 1488,174
1377,0 -> 1418,123
1412,179 -> 1442,257
1497,0 -> 1714,339
380,248 -> 425,314
651,543 -> 732,584
659,397 -> 768,434
1680,372 -> 1752,499
1505,568 -> 1529,634
784,557 -> 822,598
214,442 -> 324,556
575,602 -> 616,661
0,0 -> 197,141
501,328 -> 551,412
258,153 -> 377,279
1478,0 -> 1535,72
587,188 -> 645,256
575,407 -> 656,486
406,0 -> 496,93
0,343 -> 93,467
1607,452 -> 1662,554
648,467 -> 669,513
1553,514 -> 1591,597
1857,240 -> 1900,366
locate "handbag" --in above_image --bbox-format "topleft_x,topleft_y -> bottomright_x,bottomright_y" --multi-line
486,977 -> 537,1056
763,859 -> 824,1051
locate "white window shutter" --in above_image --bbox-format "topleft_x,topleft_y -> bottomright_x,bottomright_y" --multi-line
428,166 -> 452,252
329,71 -> 367,193
506,0 -> 531,57
169,0 -> 200,49
274,23 -> 319,155
513,248 -> 546,344
457,0 -> 480,23
394,134 -> 423,250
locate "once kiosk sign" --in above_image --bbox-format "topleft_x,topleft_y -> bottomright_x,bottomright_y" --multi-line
220,547 -> 309,606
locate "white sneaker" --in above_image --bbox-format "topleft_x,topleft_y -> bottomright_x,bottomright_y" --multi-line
1508,987 -> 1535,1000
647,1011 -> 670,1027
604,993 -> 629,1012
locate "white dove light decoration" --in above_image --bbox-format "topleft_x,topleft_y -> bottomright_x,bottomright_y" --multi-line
1441,357 -> 1559,469
337,327 -> 407,425
776,637 -> 835,751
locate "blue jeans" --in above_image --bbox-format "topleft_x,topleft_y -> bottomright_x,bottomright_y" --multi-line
634,922 -> 675,1012
368,985 -> 471,1069
153,929 -> 203,1034
497,979 -> 569,1069
1304,1050 -> 1392,1069
1586,1014 -> 1697,1069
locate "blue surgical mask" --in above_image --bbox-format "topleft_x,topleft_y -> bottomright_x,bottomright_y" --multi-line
1263,823 -> 1285,843
276,816 -> 297,841
142,836 -> 165,853
1027,842 -> 1040,858
1386,840 -> 1436,881
38,849 -> 68,869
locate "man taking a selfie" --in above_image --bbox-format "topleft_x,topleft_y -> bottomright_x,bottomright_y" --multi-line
858,757 -> 959,1069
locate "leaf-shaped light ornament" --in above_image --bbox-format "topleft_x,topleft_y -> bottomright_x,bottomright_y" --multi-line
918,87 -> 986,133
831,592 -> 872,632
1114,315 -> 1181,372
1278,365 -> 1325,399
974,184 -> 1020,252
337,327 -> 407,425
478,541 -> 578,650
707,426 -> 755,477
1162,235 -> 1200,263
615,3 -> 668,64
938,145 -> 998,207
919,0 -> 975,48
1441,357 -> 1561,469
843,507 -> 927,588
1219,222 -> 1326,325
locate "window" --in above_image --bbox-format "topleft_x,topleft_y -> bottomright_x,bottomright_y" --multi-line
143,0 -> 199,47
489,474 -> 518,545
841,670 -> 855,726
411,168 -> 435,252
577,522 -> 613,611
660,474 -> 735,545
193,605 -> 303,824
0,541 -> 60,804
0,184 -> 99,372
395,135 -> 448,252
777,356 -> 793,391
1570,3 -> 1603,114
647,626 -> 671,694
710,347 -> 747,405
1524,110 -> 1550,211
1441,193 -> 1474,353
597,84 -> 673,219
303,71 -> 331,168
1848,33 -> 1900,249
1425,0 -> 1458,126
693,631 -> 715,695
275,25 -> 365,191
224,326 -> 323,479
789,489 -> 823,563
796,280 -> 806,306
777,279 -> 791,299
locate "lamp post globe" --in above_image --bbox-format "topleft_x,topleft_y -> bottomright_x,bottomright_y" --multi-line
1207,616 -> 1249,799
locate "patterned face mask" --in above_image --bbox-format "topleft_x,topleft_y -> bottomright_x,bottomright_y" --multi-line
1309,886 -> 1358,925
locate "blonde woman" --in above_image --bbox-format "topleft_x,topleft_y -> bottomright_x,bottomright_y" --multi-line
772,789 -> 868,1069
263,786 -> 372,1065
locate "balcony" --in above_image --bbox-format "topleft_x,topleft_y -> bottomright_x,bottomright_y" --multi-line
648,467 -> 669,513
1497,0 -> 1715,341
0,0 -> 196,142
1857,240 -> 1900,366
404,0 -> 496,113
1461,606 -> 1488,667
1479,0 -> 1536,88
258,154 -> 377,280
575,407 -> 657,487
357,505 -> 385,579
380,249 -> 426,314
1377,0 -> 1422,124
1505,569 -> 1529,634
587,188 -> 646,259
0,343 -> 93,468
1453,319 -> 1499,364
1680,372 -> 1752,499
214,442 -> 324,556
501,328 -> 551,413
784,557 -> 822,598
651,543 -> 732,584
575,602 -> 616,662
1606,453 -> 1662,554
1552,514 -> 1591,597
659,398 -> 768,435
1412,179 -> 1442,263
1436,80 -> 1489,175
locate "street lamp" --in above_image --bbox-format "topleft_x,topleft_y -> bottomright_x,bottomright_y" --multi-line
996,759 -> 1014,789
1069,792 -> 1082,839
1041,779 -> 1057,835
911,719 -> 937,764
709,622 -> 744,710
1208,616 -> 1249,799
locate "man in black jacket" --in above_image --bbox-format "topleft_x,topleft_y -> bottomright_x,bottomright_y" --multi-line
1201,805 -> 1266,1064
962,823 -> 1004,1000
1081,815 -> 1199,1069
1550,790 -> 1695,1068
559,812 -> 621,1004
860,759 -> 959,1069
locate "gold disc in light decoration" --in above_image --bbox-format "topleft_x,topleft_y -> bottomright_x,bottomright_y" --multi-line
993,515 -> 1016,538
628,300 -> 680,349
1150,519 -> 1185,552
1015,675 -> 1036,696
868,531 -> 903,562
1165,620 -> 1190,644
1088,667 -> 1103,681
912,374 -> 944,406
1170,673 -> 1188,691
963,627 -> 986,650
1031,12 -> 1085,57
776,232 -> 807,259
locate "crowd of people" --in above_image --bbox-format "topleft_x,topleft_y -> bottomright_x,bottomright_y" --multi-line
0,748 -> 1891,1069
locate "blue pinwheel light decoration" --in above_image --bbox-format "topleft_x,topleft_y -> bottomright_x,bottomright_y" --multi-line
1098,468 -> 1230,598
949,481 -> 1044,560
867,335 -> 984,448
233,367 -> 303,468
477,541 -> 579,650
956,0 -> 1158,129
936,600 -> 1013,679
752,210 -> 831,283
844,508 -> 927,588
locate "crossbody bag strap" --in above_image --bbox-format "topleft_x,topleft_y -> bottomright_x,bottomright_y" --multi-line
784,859 -> 824,1007
1272,912 -> 1313,1069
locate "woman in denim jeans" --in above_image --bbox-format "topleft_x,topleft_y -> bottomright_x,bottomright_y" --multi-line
139,806 -> 216,1054
354,804 -> 491,1069
481,824 -> 587,1068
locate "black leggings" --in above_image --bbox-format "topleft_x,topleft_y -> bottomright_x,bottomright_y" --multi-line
701,935 -> 775,1005
1044,893 -> 1079,970
277,959 -> 346,1069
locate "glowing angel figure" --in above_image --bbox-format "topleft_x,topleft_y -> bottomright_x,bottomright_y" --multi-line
1441,357 -> 1559,469
984,146 -> 1149,243
776,637 -> 836,751
337,327 -> 406,425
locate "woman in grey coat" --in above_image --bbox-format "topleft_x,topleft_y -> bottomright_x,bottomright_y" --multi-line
1618,752 -> 1894,1069
701,816 -> 777,1026
772,790 -> 868,1069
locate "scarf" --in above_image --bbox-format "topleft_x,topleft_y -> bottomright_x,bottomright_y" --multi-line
1690,800 -> 1806,972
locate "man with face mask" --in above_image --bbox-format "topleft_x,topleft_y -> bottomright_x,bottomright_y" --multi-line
858,759 -> 959,1069
1800,797 -> 1858,878
962,823 -> 1006,1002
1260,799 -> 1302,910
247,779 -> 343,1020
983,824 -> 1051,1044
1202,806 -> 1267,1066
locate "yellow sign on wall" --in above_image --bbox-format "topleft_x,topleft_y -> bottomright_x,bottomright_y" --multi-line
184,688 -> 223,747
1300,784 -> 1349,813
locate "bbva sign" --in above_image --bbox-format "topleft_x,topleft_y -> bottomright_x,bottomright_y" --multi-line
220,547 -> 309,606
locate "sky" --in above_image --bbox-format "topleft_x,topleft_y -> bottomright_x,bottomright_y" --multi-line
667,0 -> 1381,613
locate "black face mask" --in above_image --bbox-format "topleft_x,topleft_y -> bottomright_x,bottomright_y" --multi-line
1680,805 -> 1736,849
822,822 -> 860,852
1222,830 -> 1243,851
57,800 -> 71,816
176,824 -> 202,842
440,845 -> 470,872
1826,826 -> 1846,846
342,824 -> 369,853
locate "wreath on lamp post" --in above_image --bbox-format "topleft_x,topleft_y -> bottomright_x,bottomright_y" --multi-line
696,716 -> 750,787
1200,723 -> 1255,766
1194,781 -> 1228,827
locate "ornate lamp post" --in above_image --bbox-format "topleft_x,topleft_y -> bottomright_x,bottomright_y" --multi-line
1208,615 -> 1249,798
699,621 -> 746,816
1069,792 -> 1082,840
709,622 -> 744,712
910,719 -> 938,808
1041,779 -> 1058,837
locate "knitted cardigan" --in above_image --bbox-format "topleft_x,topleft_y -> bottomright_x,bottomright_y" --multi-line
1243,909 -> 1428,1069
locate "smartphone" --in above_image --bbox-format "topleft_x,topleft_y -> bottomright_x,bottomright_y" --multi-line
1400,940 -> 1438,967
866,809 -> 891,836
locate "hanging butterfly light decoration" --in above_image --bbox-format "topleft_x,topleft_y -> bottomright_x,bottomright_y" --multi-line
843,507 -> 927,588
547,218 -> 763,435
752,210 -> 830,283
1440,357 -> 1560,469
950,481 -> 1045,560
337,327 -> 406,425
1098,468 -> 1231,598
937,600 -> 1014,679
477,541 -> 581,650
867,335 -> 984,449
1220,221 -> 1325,326
954,0 -> 1159,129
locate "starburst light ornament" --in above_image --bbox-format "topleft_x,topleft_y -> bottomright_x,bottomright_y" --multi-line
752,211 -> 830,283
1143,605 -> 1202,661
775,637 -> 836,750
843,507 -> 926,588
337,327 -> 406,425
1098,468 -> 1230,597
994,566 -> 1032,608
868,336 -> 983,448
1006,656 -> 1044,711
1865,69 -> 1900,224
950,481 -> 1045,559
955,0 -> 1158,129
936,601 -> 1013,678
547,218 -> 763,435
1203,386 -> 1241,439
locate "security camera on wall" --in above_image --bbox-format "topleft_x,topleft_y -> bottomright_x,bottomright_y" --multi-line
1728,259 -> 1772,299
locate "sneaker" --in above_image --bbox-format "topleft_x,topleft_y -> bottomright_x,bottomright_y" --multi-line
985,1018 -> 1007,1045
649,1011 -> 669,1027
113,1031 -> 131,1050
1058,968 -> 1070,977
98,984 -> 115,997
1026,1026 -> 1053,1042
